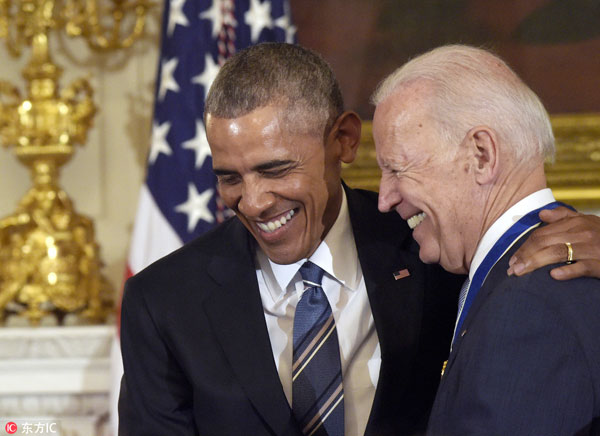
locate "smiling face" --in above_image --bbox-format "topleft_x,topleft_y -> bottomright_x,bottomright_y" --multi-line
206,105 -> 348,265
374,86 -> 479,274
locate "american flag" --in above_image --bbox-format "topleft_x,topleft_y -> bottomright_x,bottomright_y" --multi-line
109,1 -> 295,433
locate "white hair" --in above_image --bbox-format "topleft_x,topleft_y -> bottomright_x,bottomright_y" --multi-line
371,45 -> 555,162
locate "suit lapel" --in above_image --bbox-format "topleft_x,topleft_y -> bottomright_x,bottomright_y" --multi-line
203,220 -> 301,436
345,187 -> 426,432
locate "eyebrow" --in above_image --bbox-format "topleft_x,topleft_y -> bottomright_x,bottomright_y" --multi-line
213,160 -> 295,176
254,160 -> 295,172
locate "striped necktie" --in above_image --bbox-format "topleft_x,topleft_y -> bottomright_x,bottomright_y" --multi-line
292,261 -> 344,436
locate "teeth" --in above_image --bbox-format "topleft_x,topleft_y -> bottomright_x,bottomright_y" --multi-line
407,212 -> 427,230
258,209 -> 295,233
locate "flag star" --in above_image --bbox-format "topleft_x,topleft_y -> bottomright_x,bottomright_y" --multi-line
199,0 -> 223,38
182,120 -> 212,168
244,0 -> 273,42
149,121 -> 173,164
192,54 -> 220,101
274,13 -> 296,43
158,58 -> 180,101
167,0 -> 189,36
175,184 -> 215,232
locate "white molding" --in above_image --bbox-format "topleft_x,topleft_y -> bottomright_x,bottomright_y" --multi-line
0,357 -> 111,395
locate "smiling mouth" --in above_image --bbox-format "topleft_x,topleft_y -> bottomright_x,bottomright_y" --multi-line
407,212 -> 427,229
257,209 -> 296,233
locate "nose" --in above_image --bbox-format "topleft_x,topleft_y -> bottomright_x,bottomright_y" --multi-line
238,179 -> 276,219
378,176 -> 401,213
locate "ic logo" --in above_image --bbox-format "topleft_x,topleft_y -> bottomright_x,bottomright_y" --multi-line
5,422 -> 18,434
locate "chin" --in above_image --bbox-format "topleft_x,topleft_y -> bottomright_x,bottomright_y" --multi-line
265,253 -> 293,265
263,249 -> 303,266
417,244 -> 440,266
437,256 -> 468,275
418,252 -> 439,266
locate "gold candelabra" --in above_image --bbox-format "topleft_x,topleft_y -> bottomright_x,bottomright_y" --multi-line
0,0 -> 152,325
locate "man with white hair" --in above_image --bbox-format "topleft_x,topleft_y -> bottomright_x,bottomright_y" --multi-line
373,44 -> 600,435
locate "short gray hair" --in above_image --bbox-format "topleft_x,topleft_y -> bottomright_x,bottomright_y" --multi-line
205,42 -> 344,137
371,45 -> 555,162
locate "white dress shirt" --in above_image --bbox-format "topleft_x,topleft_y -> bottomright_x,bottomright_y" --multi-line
256,189 -> 381,436
469,188 -> 556,280
455,188 -> 557,332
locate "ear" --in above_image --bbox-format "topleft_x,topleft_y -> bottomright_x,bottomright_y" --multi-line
327,111 -> 362,164
467,126 -> 499,185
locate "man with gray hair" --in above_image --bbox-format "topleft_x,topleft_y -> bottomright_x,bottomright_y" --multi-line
373,44 -> 600,435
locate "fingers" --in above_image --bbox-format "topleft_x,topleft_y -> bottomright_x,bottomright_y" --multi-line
528,211 -> 586,236
509,228 -> 574,271
548,260 -> 600,281
509,234 -> 600,277
509,230 -> 594,274
508,210 -> 600,279
508,243 -> 566,276
538,206 -> 578,224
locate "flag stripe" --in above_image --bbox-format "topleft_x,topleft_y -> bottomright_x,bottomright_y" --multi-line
128,185 -> 183,274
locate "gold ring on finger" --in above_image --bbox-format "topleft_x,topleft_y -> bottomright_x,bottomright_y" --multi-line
565,242 -> 575,264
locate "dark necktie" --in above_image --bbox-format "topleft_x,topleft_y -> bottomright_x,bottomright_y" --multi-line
292,261 -> 344,436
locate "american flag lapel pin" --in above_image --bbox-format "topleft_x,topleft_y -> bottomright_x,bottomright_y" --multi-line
393,268 -> 410,280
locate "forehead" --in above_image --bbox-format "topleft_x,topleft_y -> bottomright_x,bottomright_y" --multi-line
207,106 -> 281,146
208,104 -> 322,139
206,105 -> 325,165
374,89 -> 435,160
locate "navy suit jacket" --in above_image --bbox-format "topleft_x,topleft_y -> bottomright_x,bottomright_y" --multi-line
119,186 -> 462,436
427,231 -> 600,436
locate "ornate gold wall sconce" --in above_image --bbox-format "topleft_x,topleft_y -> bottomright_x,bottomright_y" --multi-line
0,0 -> 152,325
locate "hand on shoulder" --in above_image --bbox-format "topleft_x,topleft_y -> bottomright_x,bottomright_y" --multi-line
508,206 -> 600,280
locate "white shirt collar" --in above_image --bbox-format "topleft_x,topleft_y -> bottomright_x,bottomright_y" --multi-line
256,188 -> 360,302
469,188 -> 556,280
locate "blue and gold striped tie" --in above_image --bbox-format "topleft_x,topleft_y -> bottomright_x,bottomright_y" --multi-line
292,261 -> 344,436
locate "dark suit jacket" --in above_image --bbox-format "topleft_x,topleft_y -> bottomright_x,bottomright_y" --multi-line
119,186 -> 462,436
427,232 -> 600,436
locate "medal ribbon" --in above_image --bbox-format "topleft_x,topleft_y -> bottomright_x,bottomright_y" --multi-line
452,201 -> 571,346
